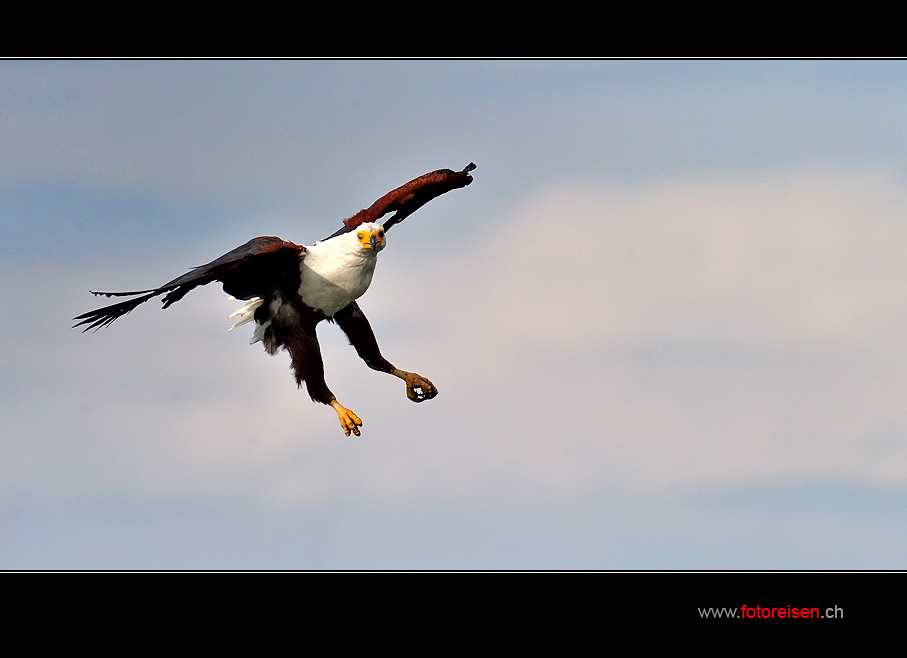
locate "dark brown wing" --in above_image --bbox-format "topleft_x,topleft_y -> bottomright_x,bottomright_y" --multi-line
73,237 -> 305,332
340,162 -> 475,234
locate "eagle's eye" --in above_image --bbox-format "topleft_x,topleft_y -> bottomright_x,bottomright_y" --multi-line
378,230 -> 384,237
357,233 -> 363,240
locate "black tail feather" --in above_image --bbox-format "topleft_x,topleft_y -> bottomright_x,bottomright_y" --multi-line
73,291 -> 164,332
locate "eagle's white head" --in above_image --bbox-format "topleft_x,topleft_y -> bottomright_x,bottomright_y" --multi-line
350,222 -> 386,253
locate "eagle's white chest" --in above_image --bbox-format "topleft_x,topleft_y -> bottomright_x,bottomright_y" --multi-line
298,239 -> 377,316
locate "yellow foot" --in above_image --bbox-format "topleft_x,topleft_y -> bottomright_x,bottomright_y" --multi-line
330,401 -> 363,436
392,369 -> 438,403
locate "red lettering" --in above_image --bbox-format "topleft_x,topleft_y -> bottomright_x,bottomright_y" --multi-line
731,603 -> 832,620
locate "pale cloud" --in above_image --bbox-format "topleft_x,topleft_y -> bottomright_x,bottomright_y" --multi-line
424,167 -> 907,351
7,167 -> 907,515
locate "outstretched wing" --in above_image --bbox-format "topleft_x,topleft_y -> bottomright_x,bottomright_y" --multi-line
73,237 -> 305,331
75,163 -> 475,330
324,163 -> 476,239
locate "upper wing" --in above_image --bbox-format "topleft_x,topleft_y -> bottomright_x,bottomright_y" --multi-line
73,237 -> 305,331
325,163 -> 475,239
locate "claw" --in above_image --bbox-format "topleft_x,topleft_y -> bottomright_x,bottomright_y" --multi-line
393,369 -> 438,403
330,401 -> 363,436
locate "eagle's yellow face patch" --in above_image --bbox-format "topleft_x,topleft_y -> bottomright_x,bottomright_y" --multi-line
356,228 -> 385,250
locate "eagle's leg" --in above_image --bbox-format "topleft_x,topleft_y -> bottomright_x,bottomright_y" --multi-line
334,302 -> 438,403
285,315 -> 363,436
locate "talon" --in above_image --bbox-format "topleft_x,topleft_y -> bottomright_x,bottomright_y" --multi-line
330,401 -> 363,437
393,369 -> 438,403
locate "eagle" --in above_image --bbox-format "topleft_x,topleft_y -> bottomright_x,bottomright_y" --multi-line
74,163 -> 476,436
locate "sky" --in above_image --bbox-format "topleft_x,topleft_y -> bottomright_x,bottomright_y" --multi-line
4,60 -> 907,568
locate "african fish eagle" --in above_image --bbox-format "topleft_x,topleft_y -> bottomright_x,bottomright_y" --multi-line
74,163 -> 476,436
